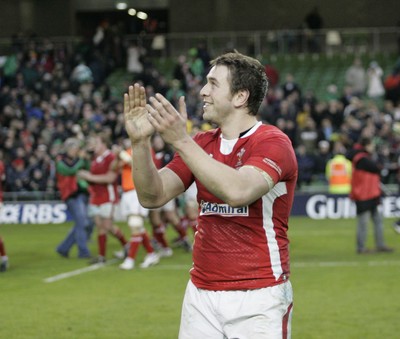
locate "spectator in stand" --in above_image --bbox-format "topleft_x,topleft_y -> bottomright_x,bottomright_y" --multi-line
166,79 -> 186,109
303,6 -> 324,52
0,153 -> 9,272
6,158 -> 30,192
282,73 -> 301,99
314,140 -> 332,183
296,143 -> 316,188
345,58 -> 367,98
124,51 -> 297,338
347,137 -> 394,254
264,63 -> 280,89
384,67 -> 400,106
366,61 -> 385,100
77,132 -> 128,264
114,138 -> 160,270
126,40 -> 144,75
55,138 -> 93,259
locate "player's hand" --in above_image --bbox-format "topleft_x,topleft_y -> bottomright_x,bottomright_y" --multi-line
124,84 -> 155,143
146,94 -> 189,146
77,169 -> 90,180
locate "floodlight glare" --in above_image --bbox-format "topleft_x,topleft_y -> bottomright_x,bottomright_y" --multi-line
128,8 -> 137,16
137,11 -> 148,20
116,2 -> 128,10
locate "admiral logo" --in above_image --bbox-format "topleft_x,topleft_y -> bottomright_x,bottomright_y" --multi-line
199,200 -> 249,216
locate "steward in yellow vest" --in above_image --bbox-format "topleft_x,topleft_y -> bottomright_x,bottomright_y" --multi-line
326,154 -> 352,194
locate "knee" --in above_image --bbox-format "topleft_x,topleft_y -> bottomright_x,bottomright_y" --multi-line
128,215 -> 145,235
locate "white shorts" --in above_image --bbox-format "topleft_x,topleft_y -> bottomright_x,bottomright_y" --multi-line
179,280 -> 293,339
151,198 -> 176,212
88,202 -> 114,219
184,183 -> 197,202
120,189 -> 148,218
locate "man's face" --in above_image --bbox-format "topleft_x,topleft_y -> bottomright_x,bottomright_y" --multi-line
200,65 -> 234,124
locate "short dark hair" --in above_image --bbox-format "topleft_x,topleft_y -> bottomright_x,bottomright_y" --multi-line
210,51 -> 268,116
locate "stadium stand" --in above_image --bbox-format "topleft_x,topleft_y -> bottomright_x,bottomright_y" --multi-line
1,30 -> 400,201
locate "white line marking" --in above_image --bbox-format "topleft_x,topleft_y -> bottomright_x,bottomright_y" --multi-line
43,259 -> 118,283
44,260 -> 400,283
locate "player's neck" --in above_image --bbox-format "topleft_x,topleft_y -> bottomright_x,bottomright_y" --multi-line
220,115 -> 258,140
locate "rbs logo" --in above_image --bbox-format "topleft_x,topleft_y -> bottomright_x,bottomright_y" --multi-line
0,203 -> 68,224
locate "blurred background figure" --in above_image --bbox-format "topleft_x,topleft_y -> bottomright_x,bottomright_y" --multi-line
347,137 -> 394,254
326,141 -> 352,194
366,61 -> 385,100
303,6 -> 324,52
150,133 -> 191,252
345,57 -> 367,98
55,138 -> 93,259
77,133 -> 128,264
115,138 -> 159,270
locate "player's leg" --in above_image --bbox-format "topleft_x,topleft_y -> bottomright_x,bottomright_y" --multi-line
372,207 -> 393,252
179,280 -> 224,339
356,210 -> 370,253
150,209 -> 173,257
220,281 -> 293,339
69,193 -> 91,258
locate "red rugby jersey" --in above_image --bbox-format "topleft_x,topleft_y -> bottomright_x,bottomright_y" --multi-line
88,150 -> 119,205
167,122 -> 298,290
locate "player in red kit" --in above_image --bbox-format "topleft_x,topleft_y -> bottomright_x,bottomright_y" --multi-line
123,51 -> 298,338
78,132 -> 128,264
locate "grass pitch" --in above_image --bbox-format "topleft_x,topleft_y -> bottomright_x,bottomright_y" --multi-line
1,217 -> 399,338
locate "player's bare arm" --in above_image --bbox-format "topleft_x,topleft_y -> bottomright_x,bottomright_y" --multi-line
123,84 -> 186,208
147,94 -> 272,207
77,169 -> 118,184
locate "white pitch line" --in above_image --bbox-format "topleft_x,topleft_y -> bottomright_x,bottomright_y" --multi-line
43,259 -> 118,283
44,260 -> 400,283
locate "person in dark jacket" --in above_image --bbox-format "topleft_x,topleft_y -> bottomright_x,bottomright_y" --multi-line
55,138 -> 93,258
347,137 -> 394,254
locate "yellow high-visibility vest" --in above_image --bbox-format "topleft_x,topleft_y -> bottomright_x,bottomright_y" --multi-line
325,154 -> 352,194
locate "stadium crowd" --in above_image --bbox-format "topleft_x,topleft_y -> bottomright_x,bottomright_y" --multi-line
1,33 -> 400,197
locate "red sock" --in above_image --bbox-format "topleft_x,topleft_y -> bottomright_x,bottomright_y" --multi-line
128,235 -> 142,259
0,237 -> 6,256
98,234 -> 107,257
175,221 -> 188,240
153,224 -> 169,248
142,231 -> 154,253
112,227 -> 128,246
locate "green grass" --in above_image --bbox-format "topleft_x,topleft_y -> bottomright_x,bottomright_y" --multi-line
1,217 -> 400,338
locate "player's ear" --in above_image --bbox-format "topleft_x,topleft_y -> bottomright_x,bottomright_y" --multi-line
233,89 -> 249,108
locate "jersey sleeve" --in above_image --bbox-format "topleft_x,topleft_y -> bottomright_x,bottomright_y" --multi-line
165,133 -> 209,189
244,130 -> 297,184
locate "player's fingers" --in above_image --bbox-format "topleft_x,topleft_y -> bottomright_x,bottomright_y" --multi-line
178,96 -> 188,120
123,92 -> 130,114
155,93 -> 177,117
146,104 -> 163,130
133,83 -> 141,107
149,96 -> 168,119
139,85 -> 147,107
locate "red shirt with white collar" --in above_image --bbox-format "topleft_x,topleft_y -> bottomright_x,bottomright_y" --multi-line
167,122 -> 298,291
88,150 -> 119,205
